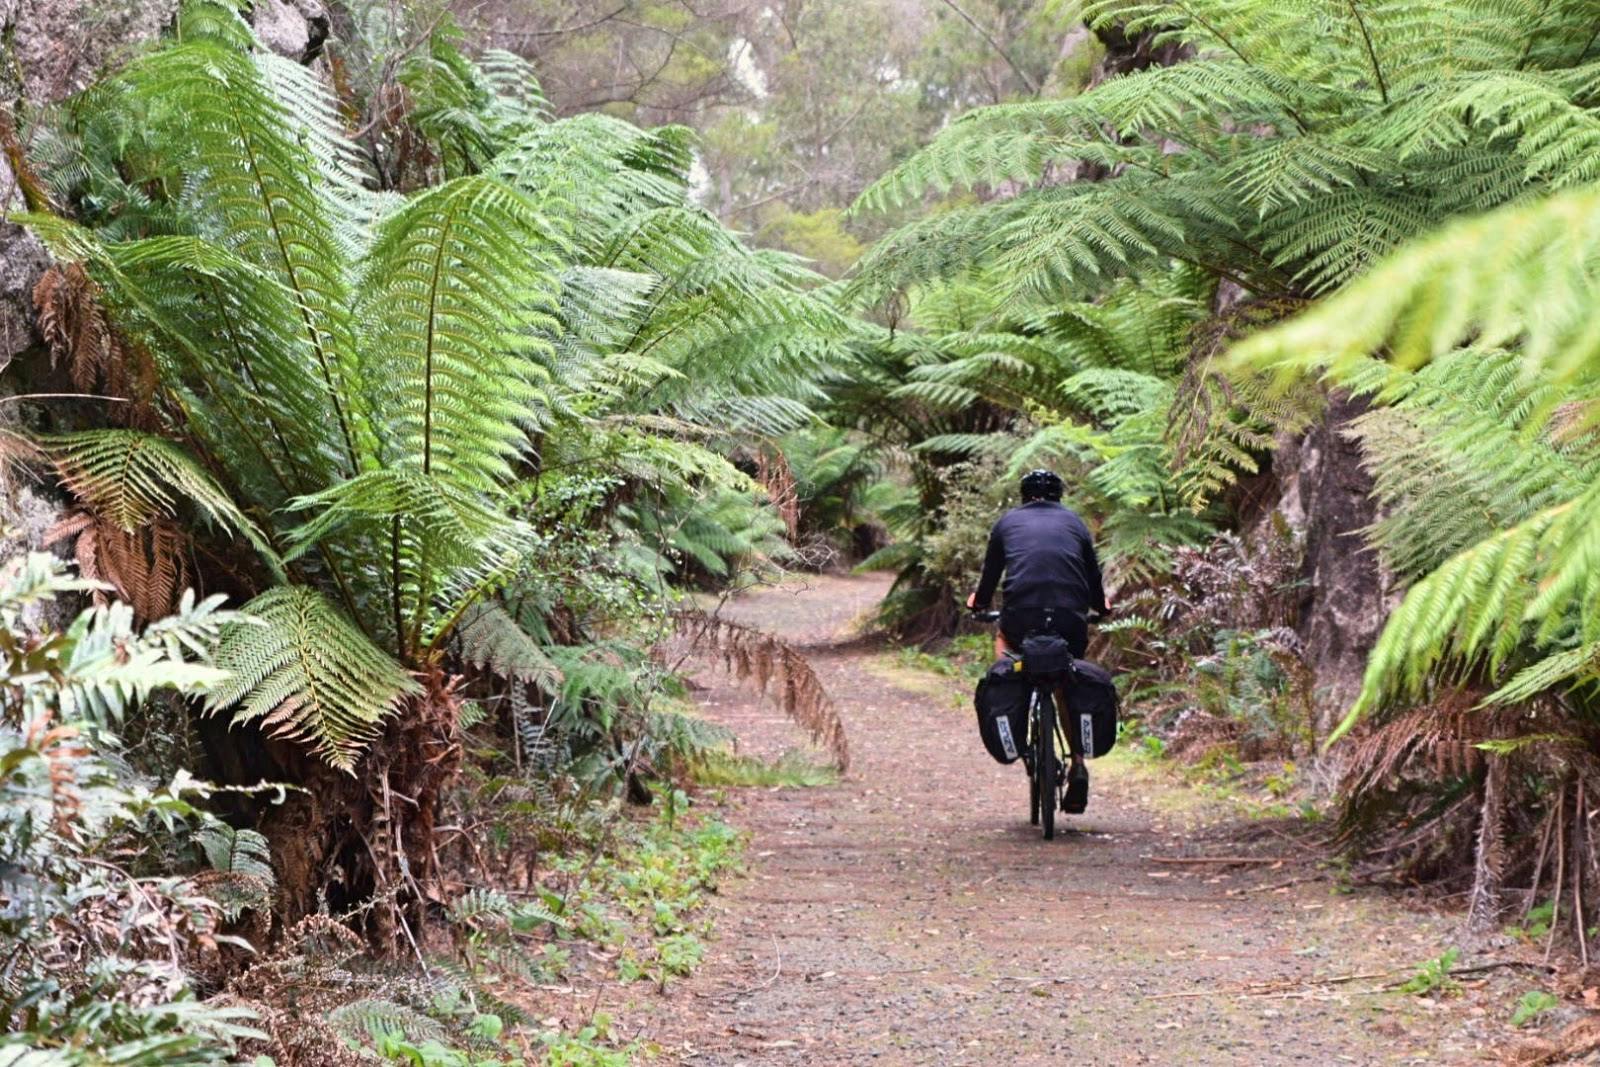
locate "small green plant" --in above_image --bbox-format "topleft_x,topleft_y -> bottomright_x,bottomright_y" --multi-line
1507,900 -> 1557,941
1396,948 -> 1461,996
1511,990 -> 1560,1027
532,943 -> 572,982
1264,762 -> 1297,798
1189,743 -> 1245,781
376,1031 -> 517,1067
656,932 -> 706,982
892,633 -> 992,678
539,1014 -> 633,1067
620,932 -> 705,991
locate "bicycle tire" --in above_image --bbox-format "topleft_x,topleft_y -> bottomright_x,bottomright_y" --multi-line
1036,688 -> 1057,840
1028,691 -> 1041,826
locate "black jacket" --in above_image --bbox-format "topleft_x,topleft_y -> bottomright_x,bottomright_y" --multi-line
973,500 -> 1108,616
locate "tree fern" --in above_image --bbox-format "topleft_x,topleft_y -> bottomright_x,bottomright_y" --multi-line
1230,181 -> 1600,731
26,1 -> 856,776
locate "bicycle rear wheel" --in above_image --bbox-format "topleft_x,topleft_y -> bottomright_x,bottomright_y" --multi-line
1036,689 -> 1057,840
1027,692 -> 1041,825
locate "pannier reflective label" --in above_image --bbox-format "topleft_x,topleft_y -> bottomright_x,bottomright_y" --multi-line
1080,713 -> 1094,757
996,716 -> 1019,761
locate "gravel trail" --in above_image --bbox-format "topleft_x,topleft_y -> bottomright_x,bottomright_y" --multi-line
610,573 -> 1513,1065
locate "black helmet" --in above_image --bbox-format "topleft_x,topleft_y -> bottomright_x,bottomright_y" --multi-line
1020,468 -> 1064,501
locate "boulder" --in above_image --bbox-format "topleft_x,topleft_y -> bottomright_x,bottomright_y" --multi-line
1,0 -> 181,558
250,0 -> 329,63
1,0 -> 178,104
0,159 -> 49,375
1267,391 -> 1399,738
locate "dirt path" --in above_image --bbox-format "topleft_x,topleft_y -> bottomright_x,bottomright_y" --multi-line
611,573 -> 1522,1064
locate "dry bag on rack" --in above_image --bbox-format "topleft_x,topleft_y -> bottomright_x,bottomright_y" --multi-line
1064,658 -> 1119,758
1018,633 -> 1075,675
974,656 -> 1030,764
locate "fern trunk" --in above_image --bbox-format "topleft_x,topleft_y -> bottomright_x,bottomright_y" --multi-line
260,675 -> 464,944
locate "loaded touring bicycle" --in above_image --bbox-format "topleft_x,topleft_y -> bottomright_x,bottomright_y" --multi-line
971,608 -> 1118,840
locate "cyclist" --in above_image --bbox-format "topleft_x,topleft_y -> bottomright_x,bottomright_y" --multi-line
967,468 -> 1109,814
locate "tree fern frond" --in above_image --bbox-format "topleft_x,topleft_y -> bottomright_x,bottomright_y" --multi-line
326,1000 -> 446,1045
1073,58 -> 1305,140
205,587 -> 420,771
455,601 -> 561,694
1380,71 -> 1600,187
45,430 -> 282,576
1058,368 -> 1172,423
991,180 -> 1190,300
1261,182 -> 1434,292
113,24 -> 369,469
1486,642 -> 1600,705
197,822 -> 275,883
911,432 -> 1020,457
1336,478 -> 1600,737
1230,184 -> 1600,387
845,201 -> 1021,304
282,469 -> 511,561
1226,135 -> 1385,216
359,175 -> 565,489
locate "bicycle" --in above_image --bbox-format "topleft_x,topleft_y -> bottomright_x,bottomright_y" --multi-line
971,608 -> 1077,840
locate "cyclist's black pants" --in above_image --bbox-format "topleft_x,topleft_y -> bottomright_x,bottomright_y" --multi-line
999,606 -> 1088,657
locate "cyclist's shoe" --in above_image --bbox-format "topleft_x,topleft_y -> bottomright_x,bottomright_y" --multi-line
1062,761 -> 1089,814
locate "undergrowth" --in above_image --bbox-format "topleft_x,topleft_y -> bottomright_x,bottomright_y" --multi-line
291,799 -> 745,1066
691,749 -> 839,788
892,632 -> 993,679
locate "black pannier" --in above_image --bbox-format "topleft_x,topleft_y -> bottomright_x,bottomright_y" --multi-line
1018,632 -> 1075,675
1064,658 -> 1119,758
974,656 -> 1029,764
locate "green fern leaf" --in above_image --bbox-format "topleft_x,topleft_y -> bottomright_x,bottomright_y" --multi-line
45,430 -> 283,577
205,587 -> 420,771
455,602 -> 561,694
197,822 -> 275,883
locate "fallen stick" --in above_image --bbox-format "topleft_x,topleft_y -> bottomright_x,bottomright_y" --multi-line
1443,960 -> 1553,978
1146,855 -> 1295,866
693,936 -> 782,1001
1144,959 -> 1549,1001
1226,873 -> 1324,896
1146,970 -> 1394,1000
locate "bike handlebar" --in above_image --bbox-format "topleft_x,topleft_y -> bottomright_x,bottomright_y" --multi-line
967,607 -> 1107,624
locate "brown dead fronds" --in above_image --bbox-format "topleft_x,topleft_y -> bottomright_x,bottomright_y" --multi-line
226,915 -> 378,1067
32,263 -> 159,427
754,446 -> 800,541
44,508 -> 187,621
1508,1016 -> 1600,1066
669,609 -> 849,772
